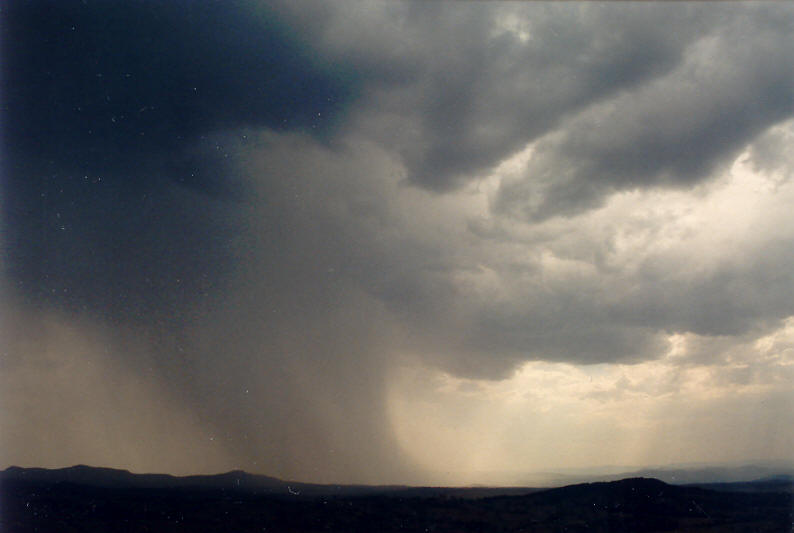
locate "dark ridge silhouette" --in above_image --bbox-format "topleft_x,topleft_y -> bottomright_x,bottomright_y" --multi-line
0,465 -> 536,498
686,474 -> 794,494
1,465 -> 367,496
618,465 -> 794,485
2,466 -> 792,532
1,465 -> 283,491
533,464 -> 794,487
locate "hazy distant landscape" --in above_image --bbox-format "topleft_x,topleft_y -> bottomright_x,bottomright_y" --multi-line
2,465 -> 792,532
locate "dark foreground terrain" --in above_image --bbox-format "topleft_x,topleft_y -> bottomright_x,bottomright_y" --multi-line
2,466 -> 792,532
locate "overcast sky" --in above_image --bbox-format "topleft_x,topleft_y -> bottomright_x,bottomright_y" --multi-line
2,1 -> 793,485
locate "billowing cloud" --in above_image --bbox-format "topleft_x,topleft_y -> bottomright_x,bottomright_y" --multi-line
496,6 -> 794,220
277,2 -> 794,201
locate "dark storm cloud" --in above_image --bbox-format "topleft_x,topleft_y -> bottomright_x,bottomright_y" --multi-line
495,4 -> 794,221
2,0 -> 358,322
280,2 -> 793,217
277,2 -> 717,191
5,1 -> 793,366
1,0 -> 410,482
4,0 -> 794,482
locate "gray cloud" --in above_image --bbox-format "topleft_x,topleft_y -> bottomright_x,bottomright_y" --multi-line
747,119 -> 794,182
280,2 -> 793,219
278,2 -> 715,191
496,4 -> 794,221
451,216 -> 794,371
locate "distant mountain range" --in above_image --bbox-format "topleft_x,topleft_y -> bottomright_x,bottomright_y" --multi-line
606,465 -> 794,485
2,463 -> 793,494
0,465 -> 542,499
1,464 -> 286,489
514,463 -> 794,487
2,465 -> 792,532
0,464 -> 391,497
685,475 -> 794,494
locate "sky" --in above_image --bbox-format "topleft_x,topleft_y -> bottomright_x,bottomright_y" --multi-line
2,1 -> 793,486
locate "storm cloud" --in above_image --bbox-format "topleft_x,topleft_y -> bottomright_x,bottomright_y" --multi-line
2,1 -> 793,483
